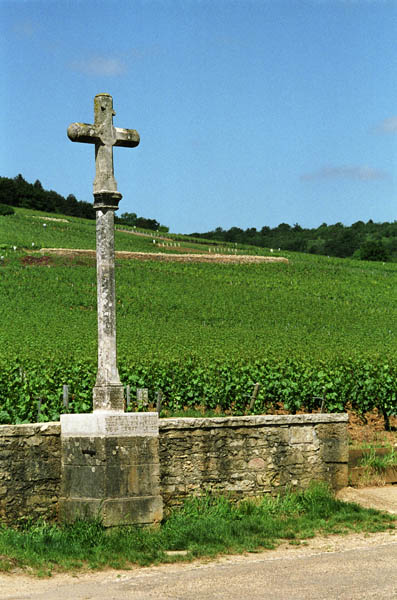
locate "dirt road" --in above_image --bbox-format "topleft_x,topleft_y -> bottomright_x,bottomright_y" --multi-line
38,247 -> 289,264
336,485 -> 397,514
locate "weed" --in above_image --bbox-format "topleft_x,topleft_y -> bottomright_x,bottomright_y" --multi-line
359,447 -> 397,472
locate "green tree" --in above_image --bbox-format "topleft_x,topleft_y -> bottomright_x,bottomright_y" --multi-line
118,212 -> 138,226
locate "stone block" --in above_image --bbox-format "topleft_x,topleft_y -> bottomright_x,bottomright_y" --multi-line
60,412 -> 158,438
62,465 -> 106,498
104,496 -> 163,526
106,464 -> 160,497
59,495 -> 163,526
93,385 -> 125,412
105,436 -> 159,465
248,457 -> 266,470
315,422 -> 347,441
62,436 -> 159,467
321,439 -> 349,463
323,463 -> 348,490
289,426 -> 315,444
62,437 -> 107,466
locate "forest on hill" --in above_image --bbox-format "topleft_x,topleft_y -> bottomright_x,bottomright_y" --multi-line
0,175 -> 166,231
192,219 -> 397,262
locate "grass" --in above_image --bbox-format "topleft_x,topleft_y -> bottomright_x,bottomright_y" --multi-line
359,447 -> 397,472
0,484 -> 394,576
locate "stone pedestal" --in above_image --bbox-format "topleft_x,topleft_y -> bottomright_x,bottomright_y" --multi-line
59,412 -> 163,527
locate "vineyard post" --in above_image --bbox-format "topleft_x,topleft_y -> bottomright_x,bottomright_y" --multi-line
137,388 -> 149,410
62,385 -> 69,411
249,383 -> 260,411
156,390 -> 163,414
37,398 -> 42,421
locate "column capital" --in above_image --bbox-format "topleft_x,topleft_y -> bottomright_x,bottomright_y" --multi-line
93,191 -> 122,210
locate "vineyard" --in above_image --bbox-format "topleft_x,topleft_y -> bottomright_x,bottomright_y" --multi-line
0,208 -> 396,425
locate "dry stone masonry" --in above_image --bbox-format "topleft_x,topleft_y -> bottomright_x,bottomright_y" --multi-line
0,423 -> 61,523
0,414 -> 348,525
159,414 -> 348,507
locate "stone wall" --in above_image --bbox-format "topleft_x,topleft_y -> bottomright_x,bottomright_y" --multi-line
159,414 -> 348,508
0,423 -> 60,524
0,414 -> 348,525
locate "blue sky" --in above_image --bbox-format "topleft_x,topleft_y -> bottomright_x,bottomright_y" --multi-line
1,0 -> 396,233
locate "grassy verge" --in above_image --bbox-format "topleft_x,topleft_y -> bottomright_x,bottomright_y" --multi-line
352,446 -> 397,486
0,484 -> 394,576
359,447 -> 397,471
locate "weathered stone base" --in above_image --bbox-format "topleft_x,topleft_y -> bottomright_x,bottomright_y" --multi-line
59,412 -> 163,527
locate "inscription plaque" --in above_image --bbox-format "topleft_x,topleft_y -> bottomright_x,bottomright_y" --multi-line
61,412 -> 158,437
105,414 -> 157,436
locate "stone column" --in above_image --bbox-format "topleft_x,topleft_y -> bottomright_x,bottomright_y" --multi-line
92,193 -> 124,412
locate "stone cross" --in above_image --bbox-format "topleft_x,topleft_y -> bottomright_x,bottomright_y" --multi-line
67,93 -> 140,411
67,93 -> 139,197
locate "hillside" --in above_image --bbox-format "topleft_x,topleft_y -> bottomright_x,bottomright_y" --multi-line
0,207 -> 396,425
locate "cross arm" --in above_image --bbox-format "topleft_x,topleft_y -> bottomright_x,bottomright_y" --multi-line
114,127 -> 140,148
67,122 -> 99,144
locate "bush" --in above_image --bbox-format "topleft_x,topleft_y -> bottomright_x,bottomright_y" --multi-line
0,204 -> 15,216
359,240 -> 389,262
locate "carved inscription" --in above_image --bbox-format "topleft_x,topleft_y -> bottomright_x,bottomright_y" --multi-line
105,414 -> 158,436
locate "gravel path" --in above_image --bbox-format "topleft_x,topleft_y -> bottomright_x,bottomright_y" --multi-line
39,248 -> 288,264
336,485 -> 397,514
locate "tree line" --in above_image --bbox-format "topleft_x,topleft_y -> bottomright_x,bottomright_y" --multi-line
116,212 -> 169,233
0,174 -> 95,219
191,220 -> 397,261
2,174 -> 394,260
0,175 -> 168,232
